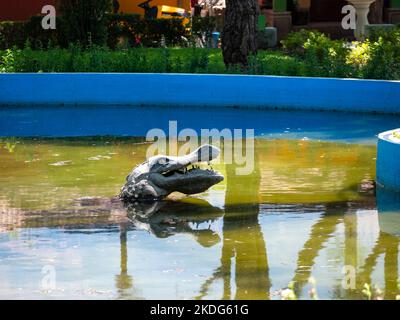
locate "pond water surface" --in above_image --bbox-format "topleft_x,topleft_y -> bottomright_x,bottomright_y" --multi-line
0,106 -> 399,300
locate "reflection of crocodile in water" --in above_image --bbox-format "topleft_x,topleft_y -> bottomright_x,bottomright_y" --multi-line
125,198 -> 224,247
120,145 -> 224,201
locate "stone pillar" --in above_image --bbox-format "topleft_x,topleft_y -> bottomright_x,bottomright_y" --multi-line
263,0 -> 292,41
347,0 -> 376,40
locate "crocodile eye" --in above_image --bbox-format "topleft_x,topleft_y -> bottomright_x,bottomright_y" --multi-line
158,157 -> 169,165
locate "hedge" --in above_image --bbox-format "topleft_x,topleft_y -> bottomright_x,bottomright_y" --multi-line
0,47 -> 304,75
0,15 -> 216,50
0,16 -> 66,50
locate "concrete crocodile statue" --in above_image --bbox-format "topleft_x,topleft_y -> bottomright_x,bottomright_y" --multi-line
120,145 -> 224,201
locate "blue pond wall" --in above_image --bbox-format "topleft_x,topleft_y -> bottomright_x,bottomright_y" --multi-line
377,129 -> 400,191
1,73 -> 400,113
3,105 -> 400,140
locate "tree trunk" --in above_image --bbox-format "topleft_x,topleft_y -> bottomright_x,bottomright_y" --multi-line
222,0 -> 259,67
369,0 -> 383,24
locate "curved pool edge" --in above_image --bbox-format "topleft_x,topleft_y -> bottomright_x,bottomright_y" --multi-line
377,128 -> 400,191
1,73 -> 400,114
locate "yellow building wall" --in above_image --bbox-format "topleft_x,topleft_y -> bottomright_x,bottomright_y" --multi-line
118,0 -> 191,16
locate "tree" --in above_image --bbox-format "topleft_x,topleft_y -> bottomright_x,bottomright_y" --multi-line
58,0 -> 112,47
369,0 -> 383,24
222,0 -> 259,68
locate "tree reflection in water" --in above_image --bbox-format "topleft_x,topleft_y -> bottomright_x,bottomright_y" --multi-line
123,153 -> 399,300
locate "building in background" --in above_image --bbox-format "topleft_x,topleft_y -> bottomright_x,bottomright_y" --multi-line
0,0 -> 57,21
1,0 -> 399,42
260,0 -> 400,40
117,0 -> 191,15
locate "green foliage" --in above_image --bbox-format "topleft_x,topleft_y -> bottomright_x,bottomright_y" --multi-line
303,34 -> 353,78
0,49 -> 16,72
281,29 -> 319,57
282,29 -> 354,78
282,28 -> 400,80
0,16 -> 66,50
248,52 -> 306,76
190,16 -> 217,47
362,283 -> 384,300
107,14 -> 187,49
0,46 -> 303,75
0,14 -> 192,50
362,26 -> 400,80
346,41 -> 371,68
59,0 -> 112,47
1,27 -> 400,79
0,21 -> 27,50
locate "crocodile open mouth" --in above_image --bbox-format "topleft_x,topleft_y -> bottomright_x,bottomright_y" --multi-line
154,163 -> 224,195
161,164 -> 217,177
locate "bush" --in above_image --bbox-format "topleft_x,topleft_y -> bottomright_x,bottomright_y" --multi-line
302,33 -> 354,78
0,46 -> 303,75
248,52 -> 306,76
0,21 -> 27,50
282,28 -> 400,79
107,15 -> 217,49
2,27 -> 399,80
0,49 -> 16,72
362,27 -> 400,80
107,14 -> 187,49
190,16 -> 217,47
281,29 -> 321,57
0,16 -> 66,50
282,29 -> 354,78
59,0 -> 112,47
0,14 -> 192,50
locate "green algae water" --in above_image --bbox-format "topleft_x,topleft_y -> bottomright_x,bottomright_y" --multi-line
0,137 -> 399,300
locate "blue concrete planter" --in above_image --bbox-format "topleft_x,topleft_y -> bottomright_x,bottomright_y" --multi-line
377,129 -> 400,190
1,73 -> 400,113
